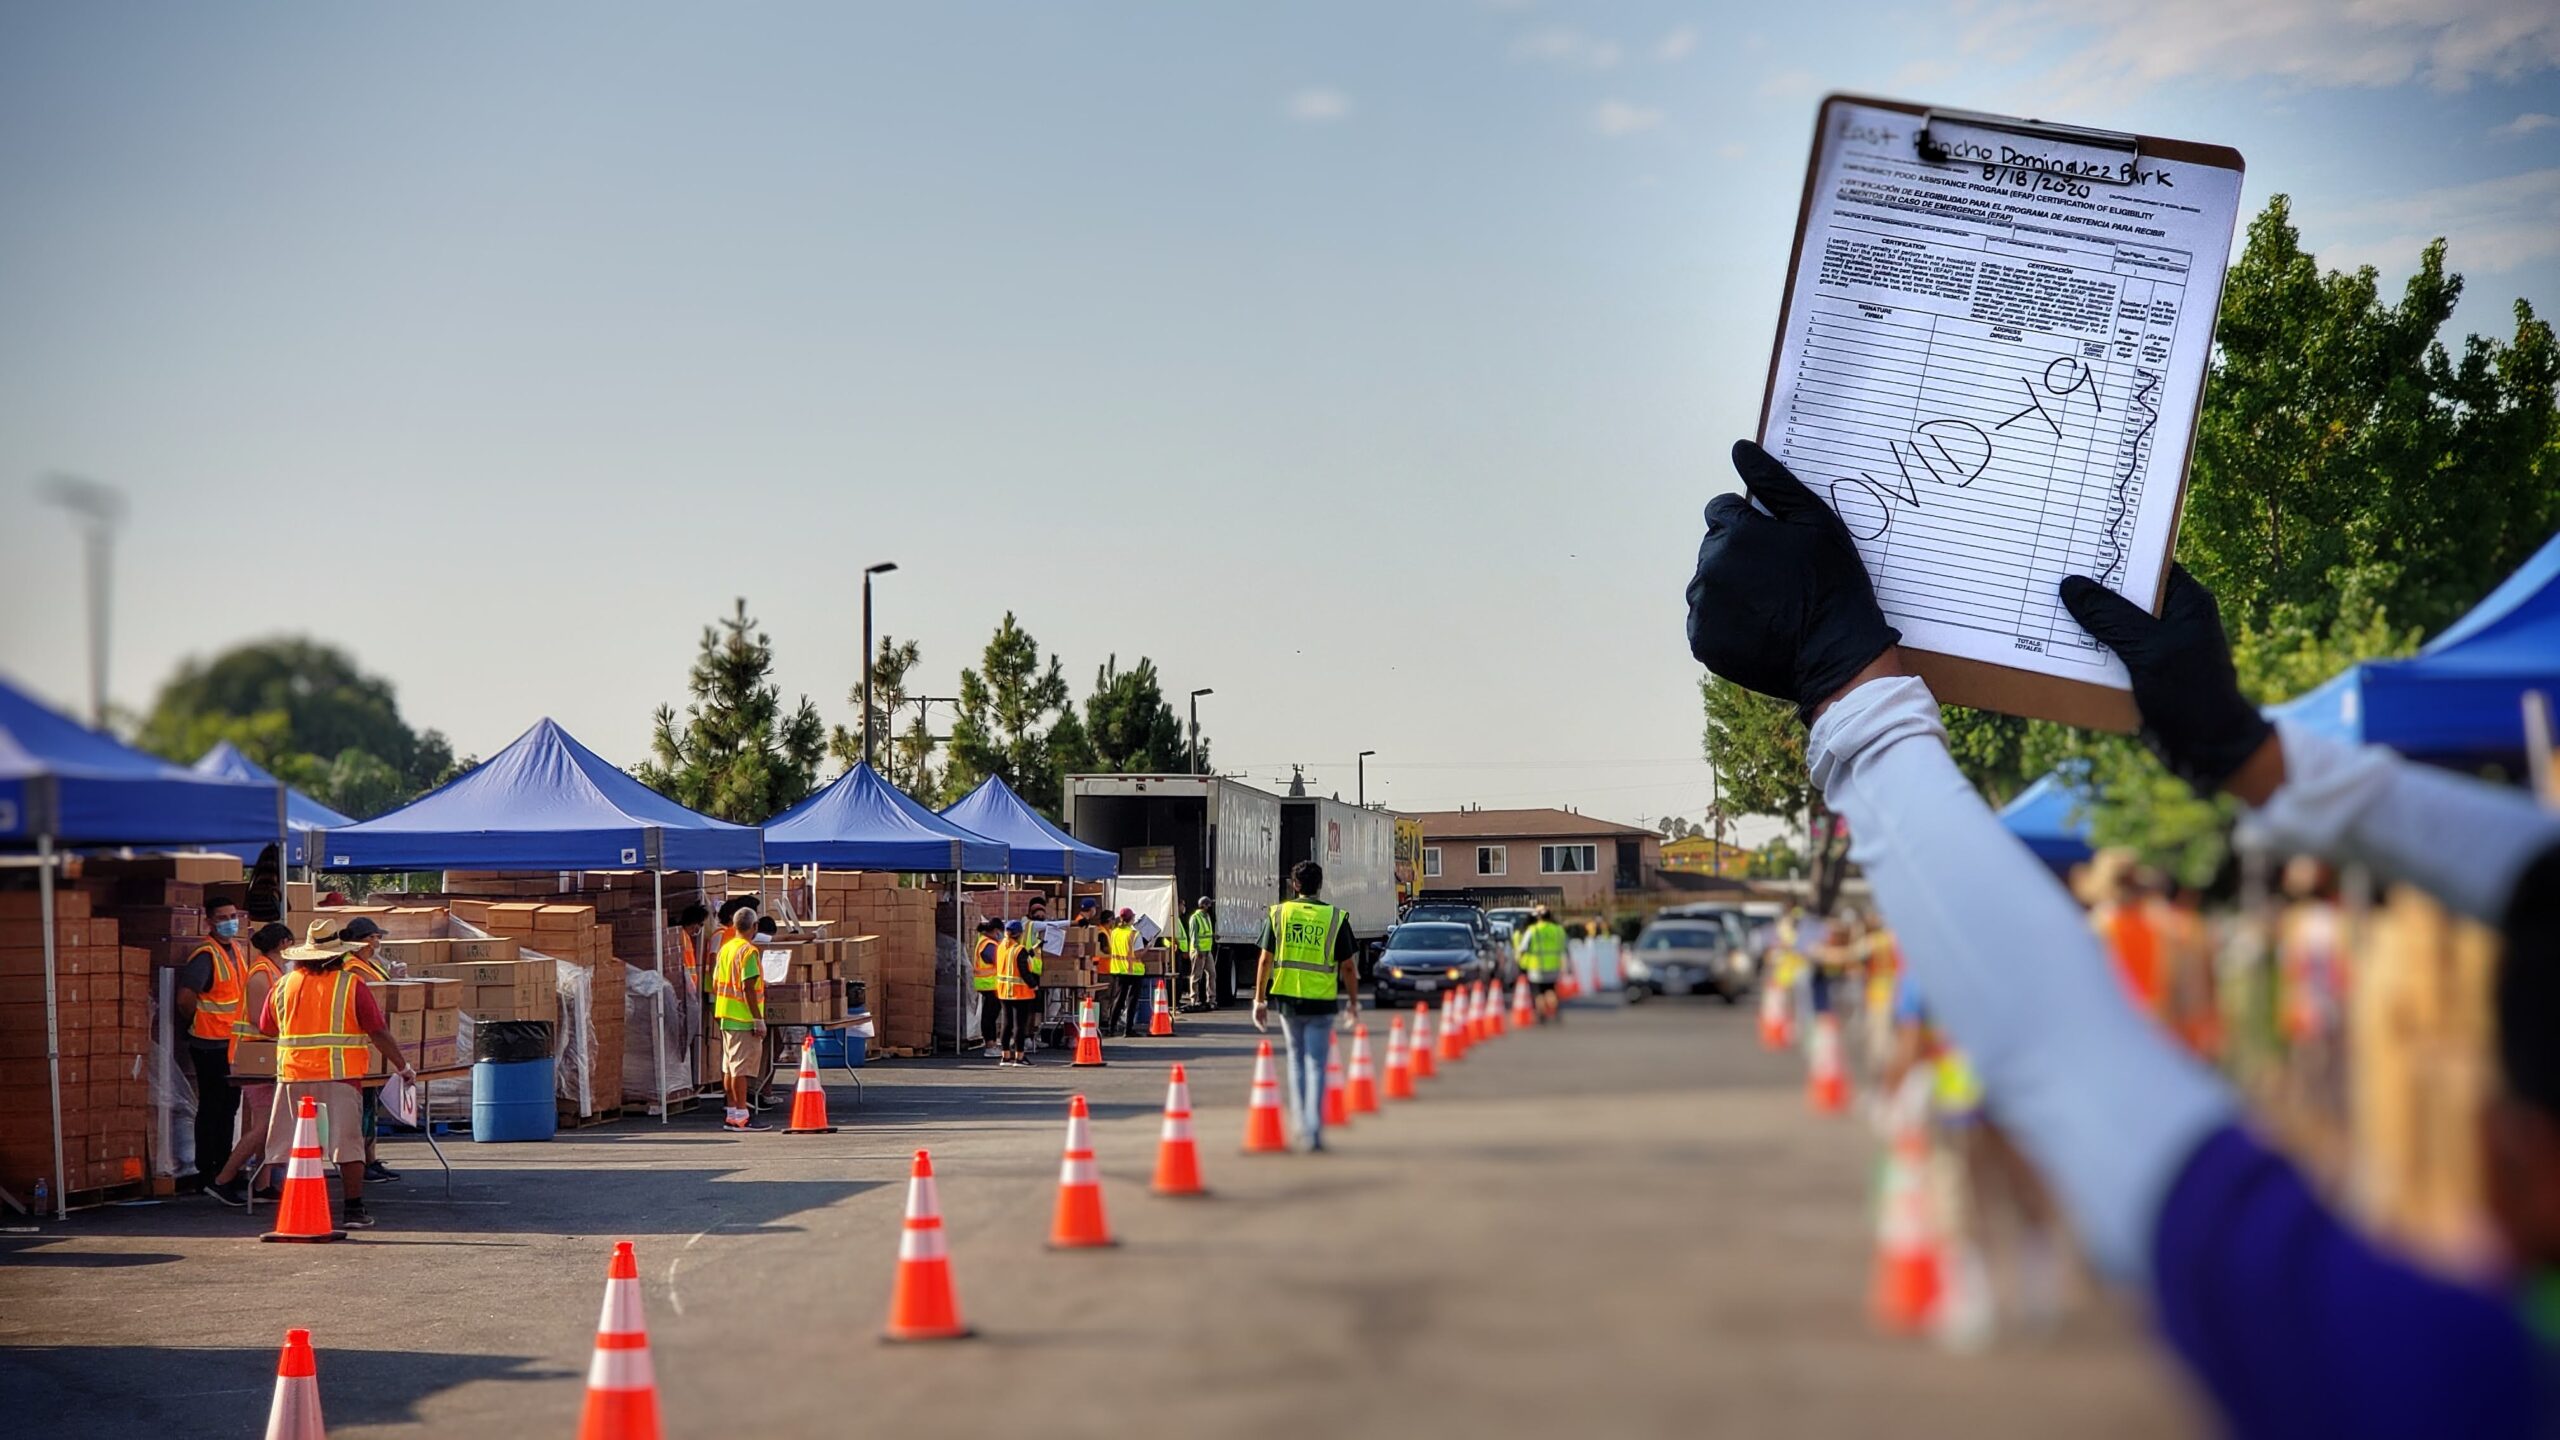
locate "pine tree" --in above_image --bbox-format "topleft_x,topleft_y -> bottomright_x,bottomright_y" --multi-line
638,598 -> 826,823
1080,655 -> 1191,774
945,613 -> 1076,813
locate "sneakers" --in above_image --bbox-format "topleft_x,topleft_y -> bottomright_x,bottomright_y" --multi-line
365,1161 -> 401,1184
206,1175 -> 249,1209
725,1115 -> 774,1132
342,1200 -> 376,1229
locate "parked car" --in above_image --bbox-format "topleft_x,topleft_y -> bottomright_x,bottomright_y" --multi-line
1654,903 -> 1755,966
1624,918 -> 1751,1002
1371,922 -> 1494,1011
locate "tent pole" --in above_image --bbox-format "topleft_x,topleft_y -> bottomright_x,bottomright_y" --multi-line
952,863 -> 964,1056
653,868 -> 670,1126
39,837 -> 66,1220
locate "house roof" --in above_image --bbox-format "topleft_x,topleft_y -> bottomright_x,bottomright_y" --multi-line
1411,808 -> 1653,841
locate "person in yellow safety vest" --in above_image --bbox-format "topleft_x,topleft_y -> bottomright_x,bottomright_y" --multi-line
1184,894 -> 1218,1005
972,917 -> 1005,1060
249,917 -> 414,1229
713,897 -> 770,1132
206,921 -> 294,1208
1253,861 -> 1362,1153
1105,908 -> 1143,1038
174,892 -> 251,1196
993,920 -> 1041,1067
1517,904 -> 1571,1024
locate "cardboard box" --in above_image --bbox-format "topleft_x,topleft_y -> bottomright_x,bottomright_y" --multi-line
415,1035 -> 460,1071
0,890 -> 89,922
487,903 -> 546,933
388,1011 -> 424,1046
377,980 -> 428,1013
231,1038 -> 277,1079
423,1006 -> 459,1041
379,937 -> 451,971
535,904 -> 593,931
415,976 -> 462,1009
446,936 -> 520,964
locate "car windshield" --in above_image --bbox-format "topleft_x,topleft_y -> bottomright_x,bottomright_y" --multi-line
1388,925 -> 1474,951
1405,907 -> 1477,927
1639,927 -> 1724,951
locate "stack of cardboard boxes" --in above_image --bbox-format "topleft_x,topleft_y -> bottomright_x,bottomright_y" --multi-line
1039,925 -> 1105,991
760,933 -> 858,1026
446,900 -> 625,1114
807,873 -> 935,1053
0,888 -> 150,1200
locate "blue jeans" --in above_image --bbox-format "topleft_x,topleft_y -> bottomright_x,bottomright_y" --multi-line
1275,1010 -> 1334,1150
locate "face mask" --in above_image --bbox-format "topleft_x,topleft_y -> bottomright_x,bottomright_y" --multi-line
213,919 -> 242,939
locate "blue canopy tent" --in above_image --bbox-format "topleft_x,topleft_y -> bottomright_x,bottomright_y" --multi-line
1999,767 -> 2095,874
310,717 -> 764,1122
939,774 -> 1117,880
2,677 -> 284,1217
192,741 -> 354,868
2272,530 -> 2560,760
764,764 -> 1009,1054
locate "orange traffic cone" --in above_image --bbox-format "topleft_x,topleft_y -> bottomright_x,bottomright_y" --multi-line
263,1328 -> 326,1440
1410,1002 -> 1438,1079
883,1150 -> 973,1342
1242,1040 -> 1288,1153
1151,1063 -> 1207,1196
1483,980 -> 1507,1039
578,1241 -> 662,1440
1438,992 -> 1468,1063
261,1095 -> 344,1243
1322,1043 -> 1351,1129
1511,976 -> 1535,1029
1758,980 -> 1791,1050
1048,1095 -> 1116,1248
1071,994 -> 1107,1067
1346,1025 -> 1381,1114
1871,1078 -> 1944,1334
1808,1013 -> 1850,1115
1148,978 -> 1175,1037
1560,963 -> 1582,1002
783,1038 -> 838,1134
1383,1015 -> 1415,1100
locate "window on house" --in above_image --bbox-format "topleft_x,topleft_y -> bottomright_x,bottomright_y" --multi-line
1422,847 -> 1441,878
1540,844 -> 1597,875
1476,846 -> 1506,877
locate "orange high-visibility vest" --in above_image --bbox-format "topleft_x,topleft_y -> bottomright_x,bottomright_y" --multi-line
186,936 -> 248,1043
972,937 -> 1001,991
345,950 -> 386,984
274,966 -> 369,1082
994,939 -> 1036,1002
230,953 -> 283,1062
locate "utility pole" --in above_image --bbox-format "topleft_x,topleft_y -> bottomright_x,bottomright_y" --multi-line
860,562 -> 898,768
908,695 -> 957,793
1188,688 -> 1214,775
41,474 -> 126,729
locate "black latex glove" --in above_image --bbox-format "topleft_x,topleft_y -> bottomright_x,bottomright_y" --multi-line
2059,564 -> 2272,794
1686,440 -> 1900,720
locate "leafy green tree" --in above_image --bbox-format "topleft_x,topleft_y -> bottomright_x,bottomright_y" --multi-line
1748,836 -> 1804,880
637,599 -> 825,823
134,637 -> 457,817
945,613 -> 1079,814
826,635 -> 945,795
1079,655 -> 1192,774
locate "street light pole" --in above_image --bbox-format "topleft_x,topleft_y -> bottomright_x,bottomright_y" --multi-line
1357,750 -> 1376,807
1188,688 -> 1214,775
861,562 -> 898,769
40,475 -> 126,729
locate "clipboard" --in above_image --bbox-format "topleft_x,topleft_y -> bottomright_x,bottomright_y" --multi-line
1754,95 -> 2246,732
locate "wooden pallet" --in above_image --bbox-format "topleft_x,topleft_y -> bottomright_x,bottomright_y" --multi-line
556,1104 -> 624,1130
871,1044 -> 926,1060
638,1091 -> 699,1117
64,1180 -> 150,1211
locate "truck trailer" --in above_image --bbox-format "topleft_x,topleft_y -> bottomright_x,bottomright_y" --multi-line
1065,773 -> 1281,1005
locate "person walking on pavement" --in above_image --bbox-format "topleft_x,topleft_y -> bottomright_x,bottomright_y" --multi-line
1686,436 -> 2560,1437
713,897 -> 771,1132
1516,904 -> 1570,1024
173,890 -> 251,1193
972,916 -> 1004,1059
205,920 -> 292,1207
1253,862 -> 1360,1153
254,917 -> 415,1229
994,920 -> 1040,1067
1106,908 -> 1142,1037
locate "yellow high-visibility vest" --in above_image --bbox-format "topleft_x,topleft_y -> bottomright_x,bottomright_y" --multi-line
1268,901 -> 1343,1001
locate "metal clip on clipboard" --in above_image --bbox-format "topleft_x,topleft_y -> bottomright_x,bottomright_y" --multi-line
1915,108 -> 2143,186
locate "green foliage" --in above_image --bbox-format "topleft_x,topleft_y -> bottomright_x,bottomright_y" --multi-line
827,635 -> 943,796
1078,655 -> 1193,775
1748,836 -> 1804,879
1701,675 -> 1809,821
945,613 -> 1079,815
1657,814 -> 1701,840
636,599 -> 825,823
133,637 -> 459,818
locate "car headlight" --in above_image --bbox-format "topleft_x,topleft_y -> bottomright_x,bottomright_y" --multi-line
1380,966 -> 1403,979
1445,967 -> 1461,979
1625,958 -> 1652,980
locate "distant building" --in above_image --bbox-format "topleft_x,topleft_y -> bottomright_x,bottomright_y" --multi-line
1409,807 -> 1661,909
1660,835 -> 1754,876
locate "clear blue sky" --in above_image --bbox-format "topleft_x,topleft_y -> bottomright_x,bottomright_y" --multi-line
2,2 -> 2554,832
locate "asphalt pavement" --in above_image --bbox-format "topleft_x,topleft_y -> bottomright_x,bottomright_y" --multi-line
0,994 -> 2195,1438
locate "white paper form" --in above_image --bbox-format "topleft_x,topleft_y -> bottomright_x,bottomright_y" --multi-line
1764,100 -> 2243,691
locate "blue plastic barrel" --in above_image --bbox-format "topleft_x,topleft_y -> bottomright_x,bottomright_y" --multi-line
811,1027 -> 868,1067
470,1057 -> 558,1142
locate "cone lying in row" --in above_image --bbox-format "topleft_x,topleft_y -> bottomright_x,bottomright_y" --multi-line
1410,1002 -> 1438,1079
1242,1039 -> 1289,1153
1483,980 -> 1506,1039
1759,981 -> 1793,1050
1322,1043 -> 1351,1129
1437,993 -> 1468,1063
264,1328 -> 326,1440
885,1150 -> 973,1342
1149,978 -> 1176,1037
1383,1015 -> 1416,1100
1049,1095 -> 1116,1248
1511,976 -> 1535,1029
262,1095 -> 344,1244
1346,1025 -> 1381,1114
783,1037 -> 838,1135
1808,1013 -> 1850,1115
580,1241 -> 663,1440
1071,994 -> 1107,1067
1152,1063 -> 1208,1196
1871,1078 -> 1943,1334
1559,965 -> 1582,1002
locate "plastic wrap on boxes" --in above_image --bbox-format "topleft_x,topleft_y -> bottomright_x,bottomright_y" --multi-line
547,953 -> 598,1116
148,970 -> 191,1179
933,931 -> 978,1047
621,966 -> 690,1111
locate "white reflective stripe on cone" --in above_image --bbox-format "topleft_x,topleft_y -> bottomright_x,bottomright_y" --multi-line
589,1344 -> 657,1392
1060,1154 -> 1099,1186
598,1276 -> 646,1337
899,1219 -> 949,1263
1162,1114 -> 1194,1142
905,1175 -> 941,1222
265,1378 -> 323,1440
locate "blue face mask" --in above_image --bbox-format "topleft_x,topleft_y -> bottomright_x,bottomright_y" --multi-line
213,918 -> 242,939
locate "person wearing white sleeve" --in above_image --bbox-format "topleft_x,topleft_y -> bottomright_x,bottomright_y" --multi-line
1689,439 -> 2560,1439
